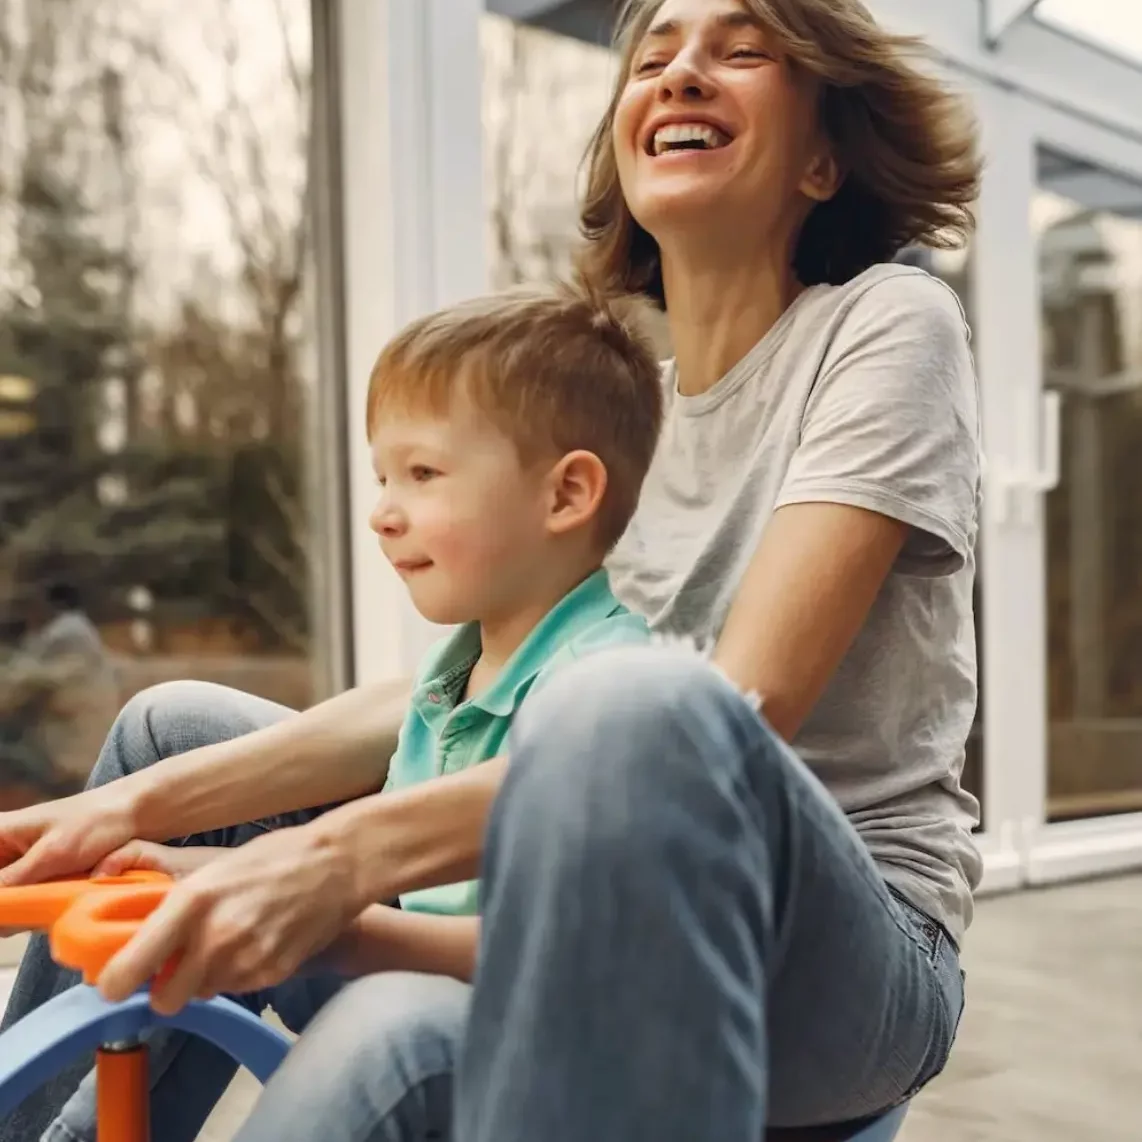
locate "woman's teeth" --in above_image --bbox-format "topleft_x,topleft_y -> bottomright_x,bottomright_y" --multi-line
652,122 -> 731,155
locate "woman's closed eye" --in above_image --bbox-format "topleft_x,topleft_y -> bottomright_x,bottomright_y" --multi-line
727,47 -> 771,61
634,47 -> 771,75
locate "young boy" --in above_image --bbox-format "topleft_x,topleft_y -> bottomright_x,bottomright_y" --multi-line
91,285 -> 661,982
364,284 -> 662,921
36,286 -> 662,1142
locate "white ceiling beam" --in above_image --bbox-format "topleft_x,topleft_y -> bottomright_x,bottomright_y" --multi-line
982,0 -> 1043,49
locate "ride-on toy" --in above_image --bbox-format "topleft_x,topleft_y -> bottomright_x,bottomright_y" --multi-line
0,871 -> 291,1141
0,872 -> 907,1142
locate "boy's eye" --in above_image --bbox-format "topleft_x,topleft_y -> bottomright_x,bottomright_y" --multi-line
410,465 -> 438,482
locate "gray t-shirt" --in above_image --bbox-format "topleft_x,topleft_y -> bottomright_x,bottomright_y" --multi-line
606,262 -> 983,945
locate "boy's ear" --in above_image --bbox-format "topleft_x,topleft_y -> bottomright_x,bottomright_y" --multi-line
544,450 -> 608,537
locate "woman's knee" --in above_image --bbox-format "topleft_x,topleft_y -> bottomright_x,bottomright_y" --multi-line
89,681 -> 294,789
235,973 -> 469,1142
509,644 -> 773,810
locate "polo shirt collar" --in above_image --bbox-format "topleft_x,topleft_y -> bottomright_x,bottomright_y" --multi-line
411,569 -> 623,721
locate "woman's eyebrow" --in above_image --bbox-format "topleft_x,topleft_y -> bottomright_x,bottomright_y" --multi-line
646,11 -> 767,39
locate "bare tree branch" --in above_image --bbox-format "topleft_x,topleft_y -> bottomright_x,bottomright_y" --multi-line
272,0 -> 306,101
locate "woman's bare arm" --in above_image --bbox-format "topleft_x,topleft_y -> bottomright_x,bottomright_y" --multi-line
713,501 -> 907,741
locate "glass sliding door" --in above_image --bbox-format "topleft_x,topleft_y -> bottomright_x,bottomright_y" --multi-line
1034,146 -> 1142,823
0,0 -> 344,808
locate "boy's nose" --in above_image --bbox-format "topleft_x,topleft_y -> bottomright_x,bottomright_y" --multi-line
369,496 -> 407,538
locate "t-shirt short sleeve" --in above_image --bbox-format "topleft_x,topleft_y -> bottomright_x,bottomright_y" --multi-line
776,273 -> 981,576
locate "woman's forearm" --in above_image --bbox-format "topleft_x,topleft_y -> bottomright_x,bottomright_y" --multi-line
326,905 -> 479,981
124,680 -> 411,841
315,756 -> 508,907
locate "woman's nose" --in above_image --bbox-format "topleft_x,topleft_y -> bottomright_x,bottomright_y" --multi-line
657,49 -> 713,103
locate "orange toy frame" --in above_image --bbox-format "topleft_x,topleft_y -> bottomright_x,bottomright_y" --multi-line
0,872 -> 176,1142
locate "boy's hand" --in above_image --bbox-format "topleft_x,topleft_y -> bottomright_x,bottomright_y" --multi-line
93,841 -> 222,880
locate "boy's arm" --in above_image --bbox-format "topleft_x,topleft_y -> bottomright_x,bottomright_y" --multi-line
323,904 -> 479,982
129,679 -> 412,841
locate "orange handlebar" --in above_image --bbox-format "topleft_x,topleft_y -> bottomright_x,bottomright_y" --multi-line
0,872 -> 172,984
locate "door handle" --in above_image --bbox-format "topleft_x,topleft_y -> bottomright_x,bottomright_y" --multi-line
991,389 -> 1061,526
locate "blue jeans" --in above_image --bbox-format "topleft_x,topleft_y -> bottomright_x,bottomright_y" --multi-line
0,648 -> 965,1141
453,646 -> 966,1140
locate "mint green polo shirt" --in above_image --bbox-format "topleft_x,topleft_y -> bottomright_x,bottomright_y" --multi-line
384,568 -> 649,917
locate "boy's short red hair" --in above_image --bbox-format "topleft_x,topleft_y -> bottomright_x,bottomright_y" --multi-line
367,284 -> 663,550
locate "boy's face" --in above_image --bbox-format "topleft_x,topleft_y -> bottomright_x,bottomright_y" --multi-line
368,392 -> 553,626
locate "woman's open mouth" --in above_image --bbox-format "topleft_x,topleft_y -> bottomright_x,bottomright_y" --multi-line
648,121 -> 734,157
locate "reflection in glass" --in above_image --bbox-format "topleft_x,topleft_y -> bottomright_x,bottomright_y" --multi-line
0,0 -> 327,806
1036,145 -> 1142,821
480,15 -> 673,346
481,13 -> 613,289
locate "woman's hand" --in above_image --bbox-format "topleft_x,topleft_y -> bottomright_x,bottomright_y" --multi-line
96,822 -> 363,1015
93,841 -> 222,880
0,789 -> 138,889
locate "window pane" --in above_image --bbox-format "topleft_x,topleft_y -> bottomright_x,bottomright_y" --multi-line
1036,145 -> 1142,821
0,0 -> 332,806
480,15 -> 683,353
481,12 -> 614,289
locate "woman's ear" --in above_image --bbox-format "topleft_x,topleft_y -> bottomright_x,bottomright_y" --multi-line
544,450 -> 608,538
800,150 -> 843,204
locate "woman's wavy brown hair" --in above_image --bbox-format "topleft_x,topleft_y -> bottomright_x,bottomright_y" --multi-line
578,0 -> 982,304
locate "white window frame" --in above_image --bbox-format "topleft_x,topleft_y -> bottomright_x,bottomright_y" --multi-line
334,0 -> 488,686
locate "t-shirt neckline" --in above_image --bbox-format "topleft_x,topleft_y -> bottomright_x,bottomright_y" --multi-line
669,284 -> 822,418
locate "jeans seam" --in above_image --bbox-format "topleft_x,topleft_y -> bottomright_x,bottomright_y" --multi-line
365,1067 -> 455,1142
139,695 -> 165,779
42,1118 -> 87,1142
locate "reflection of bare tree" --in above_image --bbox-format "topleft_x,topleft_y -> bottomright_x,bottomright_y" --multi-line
487,21 -> 527,286
481,15 -> 613,289
124,0 -> 311,443
107,0 -> 314,653
1,0 -> 315,661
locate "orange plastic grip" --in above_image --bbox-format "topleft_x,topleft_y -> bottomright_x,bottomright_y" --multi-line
0,872 -> 172,984
51,881 -> 173,985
